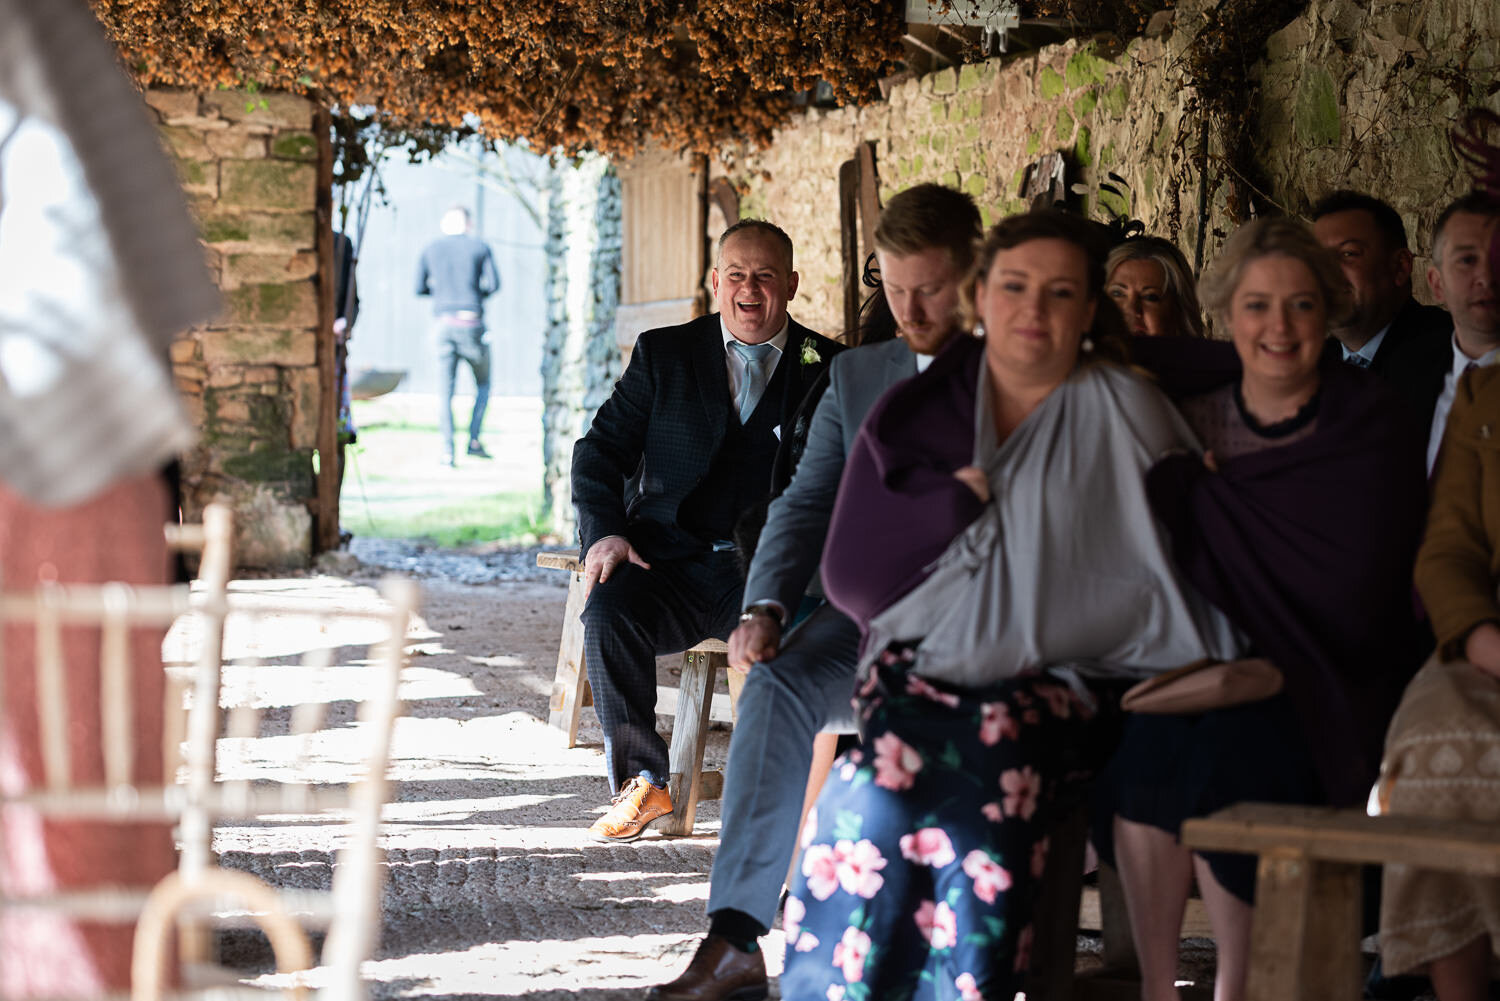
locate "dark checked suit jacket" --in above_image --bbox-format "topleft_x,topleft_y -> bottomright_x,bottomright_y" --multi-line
572,312 -> 843,562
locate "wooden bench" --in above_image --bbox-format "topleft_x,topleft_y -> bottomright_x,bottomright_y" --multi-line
537,551 -> 744,835
1183,802 -> 1500,1001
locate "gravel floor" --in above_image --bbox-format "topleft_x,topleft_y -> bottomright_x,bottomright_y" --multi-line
206,546 -> 747,1000
202,543 -> 1345,1001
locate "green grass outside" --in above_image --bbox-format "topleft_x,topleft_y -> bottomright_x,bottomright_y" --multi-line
342,392 -> 547,547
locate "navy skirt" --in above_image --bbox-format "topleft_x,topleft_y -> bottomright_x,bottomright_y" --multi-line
1090,693 -> 1324,903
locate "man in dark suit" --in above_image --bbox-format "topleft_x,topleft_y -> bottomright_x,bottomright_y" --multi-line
648,185 -> 982,1001
1311,191 -> 1452,439
572,220 -> 842,843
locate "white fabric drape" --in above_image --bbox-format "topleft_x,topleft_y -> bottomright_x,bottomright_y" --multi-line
0,0 -> 218,506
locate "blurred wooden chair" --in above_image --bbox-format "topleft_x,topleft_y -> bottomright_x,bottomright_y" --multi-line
1,499 -> 417,1001
154,574 -> 418,1001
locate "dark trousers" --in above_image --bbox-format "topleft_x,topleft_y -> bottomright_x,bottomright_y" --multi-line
436,321 -> 490,454
581,552 -> 743,792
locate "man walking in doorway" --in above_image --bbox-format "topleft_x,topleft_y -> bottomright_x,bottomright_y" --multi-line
416,205 -> 500,466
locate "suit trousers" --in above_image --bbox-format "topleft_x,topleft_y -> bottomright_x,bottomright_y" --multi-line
707,601 -> 861,930
581,553 -> 743,792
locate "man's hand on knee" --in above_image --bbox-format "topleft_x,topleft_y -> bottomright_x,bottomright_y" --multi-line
729,613 -> 782,673
583,535 -> 650,599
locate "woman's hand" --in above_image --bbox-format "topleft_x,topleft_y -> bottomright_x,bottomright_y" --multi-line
953,465 -> 990,502
954,468 -> 990,504
1464,622 -> 1500,679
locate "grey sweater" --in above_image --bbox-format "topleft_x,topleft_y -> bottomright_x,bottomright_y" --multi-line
415,234 -> 499,316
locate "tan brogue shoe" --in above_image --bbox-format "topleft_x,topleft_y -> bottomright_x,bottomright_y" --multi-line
587,776 -> 672,842
645,934 -> 767,1001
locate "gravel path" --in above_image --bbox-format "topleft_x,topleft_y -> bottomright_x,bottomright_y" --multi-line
206,547 -> 765,1000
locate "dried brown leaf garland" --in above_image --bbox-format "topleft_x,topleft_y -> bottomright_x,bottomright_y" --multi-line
92,0 -> 903,156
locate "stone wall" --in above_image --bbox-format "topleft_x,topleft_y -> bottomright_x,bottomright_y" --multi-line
718,0 -> 1500,336
541,154 -> 623,543
146,88 -> 323,568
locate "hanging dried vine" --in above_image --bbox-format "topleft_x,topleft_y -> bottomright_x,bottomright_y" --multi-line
91,1 -> 905,157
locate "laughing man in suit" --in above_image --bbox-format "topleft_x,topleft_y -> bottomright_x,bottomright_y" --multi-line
571,220 -> 842,843
648,185 -> 983,1001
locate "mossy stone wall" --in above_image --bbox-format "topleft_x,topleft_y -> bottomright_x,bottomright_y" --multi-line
147,87 -> 323,568
718,0 -> 1500,337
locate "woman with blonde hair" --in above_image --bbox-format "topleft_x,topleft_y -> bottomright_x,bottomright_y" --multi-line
1096,216 -> 1429,1001
1105,236 -> 1206,338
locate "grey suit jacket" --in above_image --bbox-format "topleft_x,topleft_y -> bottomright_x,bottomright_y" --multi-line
743,337 -> 921,616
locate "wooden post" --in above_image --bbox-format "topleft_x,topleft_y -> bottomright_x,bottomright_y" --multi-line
838,158 -> 860,339
312,106 -> 339,555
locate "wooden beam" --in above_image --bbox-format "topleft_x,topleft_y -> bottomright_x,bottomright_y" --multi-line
313,106 -> 339,555
838,158 -> 860,339
1183,803 -> 1500,875
857,141 -> 881,258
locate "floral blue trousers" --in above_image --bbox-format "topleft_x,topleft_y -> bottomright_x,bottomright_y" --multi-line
779,656 -> 1101,1001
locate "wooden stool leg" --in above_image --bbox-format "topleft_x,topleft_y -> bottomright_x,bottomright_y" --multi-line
547,570 -> 591,747
1245,852 -> 1362,1001
726,664 -> 746,722
1099,863 -> 1141,973
663,649 -> 717,836
1026,800 -> 1090,1001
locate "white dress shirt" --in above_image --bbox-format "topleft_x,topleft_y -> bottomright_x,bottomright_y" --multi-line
720,316 -> 788,405
1427,336 -> 1500,472
1340,323 -> 1389,368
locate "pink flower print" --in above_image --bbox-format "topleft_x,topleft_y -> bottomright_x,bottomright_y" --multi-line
915,899 -> 959,950
795,930 -> 821,952
872,732 -> 923,790
802,843 -> 841,900
1022,707 -> 1040,726
962,849 -> 1013,904
914,899 -> 937,941
981,801 -> 1004,823
1013,923 -> 1034,972
1032,682 -> 1073,719
800,807 -> 819,849
978,702 -> 1019,745
835,838 -> 887,898
826,987 -> 846,1001
783,894 -> 805,940
932,900 -> 959,949
955,972 -> 984,1001
906,674 -> 961,708
900,827 -> 957,869
1000,766 -> 1041,821
832,925 -> 872,983
1031,837 -> 1049,878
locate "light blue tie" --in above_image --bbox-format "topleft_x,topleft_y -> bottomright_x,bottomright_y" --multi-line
730,341 -> 775,423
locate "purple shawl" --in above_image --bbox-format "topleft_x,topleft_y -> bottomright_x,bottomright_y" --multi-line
1147,357 -> 1430,806
822,336 -> 984,629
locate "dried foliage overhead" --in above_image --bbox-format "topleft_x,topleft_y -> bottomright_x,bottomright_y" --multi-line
91,0 -> 906,156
